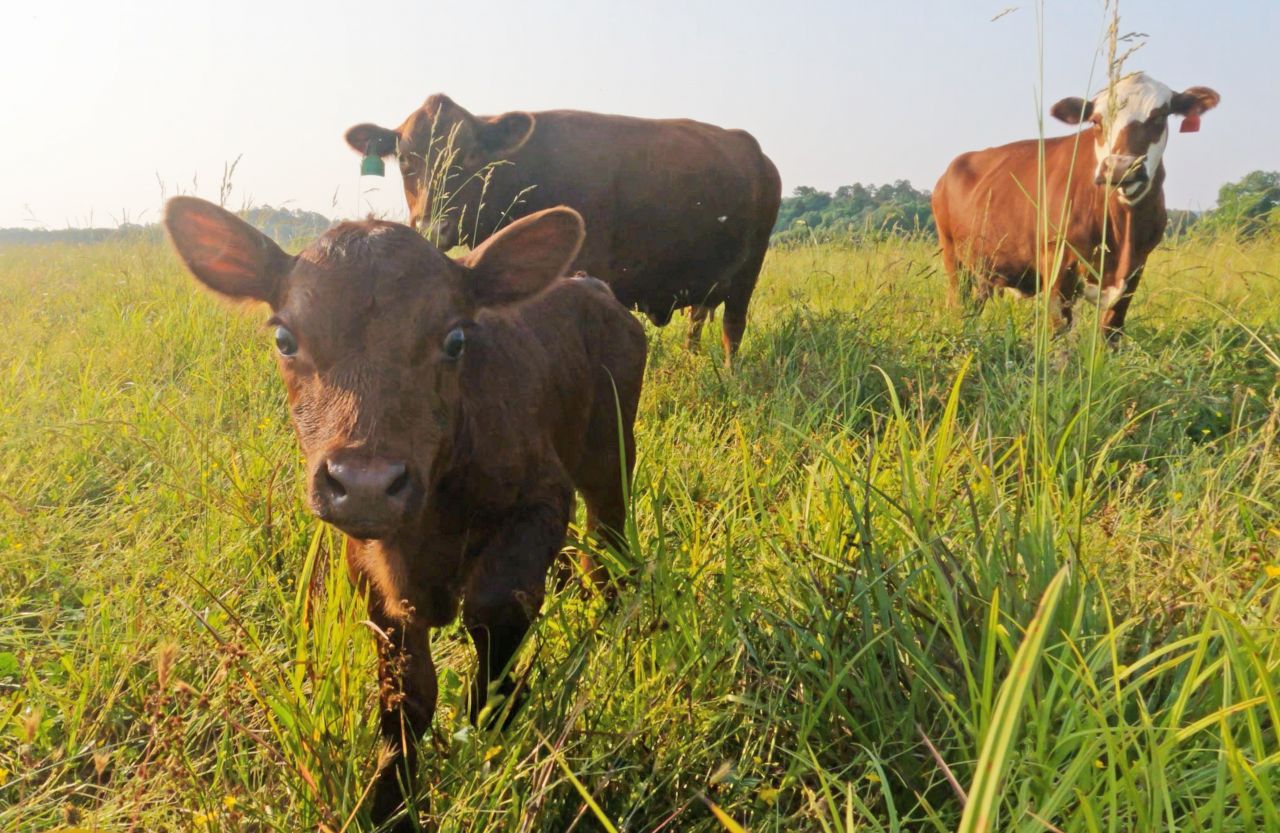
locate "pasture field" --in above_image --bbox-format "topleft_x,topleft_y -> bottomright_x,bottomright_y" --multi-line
1,229 -> 1278,832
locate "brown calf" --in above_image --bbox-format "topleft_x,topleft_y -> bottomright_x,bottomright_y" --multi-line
933,72 -> 1219,338
345,94 -> 781,361
164,197 -> 646,829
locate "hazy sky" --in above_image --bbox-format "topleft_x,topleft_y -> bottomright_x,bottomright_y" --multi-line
2,1 -> 1274,229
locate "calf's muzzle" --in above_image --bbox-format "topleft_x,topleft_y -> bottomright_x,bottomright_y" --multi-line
312,453 -> 417,539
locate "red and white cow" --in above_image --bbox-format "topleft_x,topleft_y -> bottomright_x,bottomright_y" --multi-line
933,72 -> 1220,338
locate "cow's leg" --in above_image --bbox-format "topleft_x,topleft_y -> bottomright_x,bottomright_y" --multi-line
721,246 -> 768,367
721,303 -> 747,366
685,305 -> 712,352
940,233 -> 963,310
1040,250 -> 1076,335
552,492 -> 580,592
575,437 -> 635,595
463,496 -> 570,726
972,275 -> 996,313
1100,266 -> 1143,343
572,351 -> 643,595
366,601 -> 437,832
959,268 -> 993,318
570,492 -> 614,595
941,235 -> 991,315
1045,280 -> 1075,335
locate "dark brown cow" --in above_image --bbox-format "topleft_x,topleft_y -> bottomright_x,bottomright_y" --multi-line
345,94 -> 782,361
164,197 -> 646,830
933,72 -> 1219,338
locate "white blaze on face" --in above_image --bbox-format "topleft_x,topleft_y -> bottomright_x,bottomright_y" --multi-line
1090,73 -> 1174,198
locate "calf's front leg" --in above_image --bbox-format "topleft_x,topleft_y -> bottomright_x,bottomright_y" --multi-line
462,498 -> 571,726
346,537 -> 440,830
366,599 -> 437,831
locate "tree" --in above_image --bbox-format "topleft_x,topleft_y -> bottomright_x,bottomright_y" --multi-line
1200,170 -> 1280,237
772,181 -> 935,244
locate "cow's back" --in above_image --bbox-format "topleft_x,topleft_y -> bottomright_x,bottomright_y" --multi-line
935,136 -> 1074,289
499,111 -> 781,318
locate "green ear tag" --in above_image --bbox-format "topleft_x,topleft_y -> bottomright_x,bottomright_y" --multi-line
360,150 -> 385,177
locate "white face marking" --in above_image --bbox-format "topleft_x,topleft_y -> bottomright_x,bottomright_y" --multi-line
1090,73 -> 1173,197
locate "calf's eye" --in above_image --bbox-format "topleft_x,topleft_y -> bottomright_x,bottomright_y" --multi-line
442,327 -> 465,360
275,326 -> 298,357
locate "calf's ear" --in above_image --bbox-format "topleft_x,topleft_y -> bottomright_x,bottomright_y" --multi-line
164,197 -> 292,305
477,111 -> 535,157
1051,97 -> 1095,125
345,123 -> 399,157
461,207 -> 585,307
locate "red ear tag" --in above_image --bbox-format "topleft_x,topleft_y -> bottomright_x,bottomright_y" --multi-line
1180,112 -> 1201,133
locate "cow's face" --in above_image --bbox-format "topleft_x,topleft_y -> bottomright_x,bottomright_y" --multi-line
1051,73 -> 1219,203
165,197 -> 583,540
346,94 -> 535,248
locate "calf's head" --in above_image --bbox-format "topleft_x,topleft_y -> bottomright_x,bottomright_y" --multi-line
345,94 -> 536,248
1051,72 -> 1219,203
164,197 -> 583,540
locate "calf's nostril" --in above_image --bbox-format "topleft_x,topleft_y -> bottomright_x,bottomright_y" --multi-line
322,460 -> 348,498
386,464 -> 410,498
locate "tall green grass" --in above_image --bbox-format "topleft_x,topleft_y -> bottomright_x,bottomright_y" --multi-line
1,223 -> 1277,830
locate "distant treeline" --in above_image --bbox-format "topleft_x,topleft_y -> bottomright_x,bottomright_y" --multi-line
771,170 -> 1280,245
0,205 -> 332,249
0,226 -> 132,246
238,205 -> 334,246
771,181 -> 935,245
5,173 -> 1276,250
